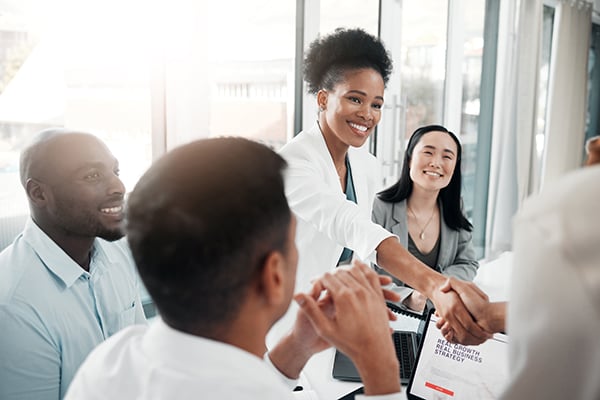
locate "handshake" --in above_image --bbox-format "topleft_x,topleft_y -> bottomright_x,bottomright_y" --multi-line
268,260 -> 501,397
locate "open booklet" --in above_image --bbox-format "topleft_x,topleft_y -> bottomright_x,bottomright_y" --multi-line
406,311 -> 509,400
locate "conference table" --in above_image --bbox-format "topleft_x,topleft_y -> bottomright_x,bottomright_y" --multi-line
293,252 -> 514,400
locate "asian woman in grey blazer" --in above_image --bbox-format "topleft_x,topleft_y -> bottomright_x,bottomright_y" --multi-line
372,125 -> 478,312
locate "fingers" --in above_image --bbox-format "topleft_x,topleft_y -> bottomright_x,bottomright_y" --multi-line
294,293 -> 333,338
307,280 -> 325,301
336,260 -> 381,288
431,289 -> 490,345
450,313 -> 490,345
433,277 -> 493,344
444,331 -> 454,342
331,261 -> 396,306
347,260 -> 382,293
435,318 -> 445,330
448,277 -> 489,302
387,308 -> 397,321
378,275 -> 393,286
439,278 -> 452,293
382,288 -> 401,303
466,281 -> 488,301
448,306 -> 489,344
434,317 -> 456,343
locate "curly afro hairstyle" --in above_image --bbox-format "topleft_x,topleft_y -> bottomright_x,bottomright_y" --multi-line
303,27 -> 393,94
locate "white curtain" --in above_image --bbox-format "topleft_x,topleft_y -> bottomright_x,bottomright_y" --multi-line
485,0 -> 543,258
485,0 -> 592,258
542,0 -> 592,186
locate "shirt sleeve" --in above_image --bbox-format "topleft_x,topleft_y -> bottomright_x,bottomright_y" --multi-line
0,304 -> 61,399
263,352 -> 300,391
355,392 -> 403,400
283,152 -> 392,262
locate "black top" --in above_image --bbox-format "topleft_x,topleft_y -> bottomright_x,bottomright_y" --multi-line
337,155 -> 356,266
407,233 -> 440,271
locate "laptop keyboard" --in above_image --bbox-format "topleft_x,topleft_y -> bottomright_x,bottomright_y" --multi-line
393,331 -> 416,381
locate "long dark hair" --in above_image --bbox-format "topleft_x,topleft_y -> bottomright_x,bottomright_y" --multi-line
377,125 -> 472,232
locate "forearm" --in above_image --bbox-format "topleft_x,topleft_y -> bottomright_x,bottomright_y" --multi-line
483,302 -> 507,334
375,237 -> 445,299
353,352 -> 401,396
267,331 -> 314,379
378,242 -> 491,345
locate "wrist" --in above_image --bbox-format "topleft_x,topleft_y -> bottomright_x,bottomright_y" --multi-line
484,302 -> 507,333
423,272 -> 446,301
268,332 -> 313,379
353,351 -> 401,395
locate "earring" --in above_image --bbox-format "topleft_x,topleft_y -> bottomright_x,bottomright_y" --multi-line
319,106 -> 325,112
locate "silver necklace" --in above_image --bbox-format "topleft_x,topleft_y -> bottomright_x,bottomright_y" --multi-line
407,205 -> 436,240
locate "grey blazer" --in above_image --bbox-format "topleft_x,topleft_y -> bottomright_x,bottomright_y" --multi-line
372,198 -> 479,285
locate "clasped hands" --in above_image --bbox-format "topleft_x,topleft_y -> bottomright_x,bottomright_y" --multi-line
271,260 -> 402,395
294,264 -> 495,350
270,262 -> 496,395
433,277 -> 506,342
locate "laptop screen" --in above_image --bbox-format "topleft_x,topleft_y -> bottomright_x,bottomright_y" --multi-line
407,311 -> 509,400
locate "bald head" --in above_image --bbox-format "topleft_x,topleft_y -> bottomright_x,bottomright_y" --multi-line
19,129 -> 111,187
19,128 -> 126,244
585,136 -> 600,167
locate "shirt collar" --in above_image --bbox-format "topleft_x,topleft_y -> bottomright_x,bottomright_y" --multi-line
22,218 -> 101,288
143,318 -> 269,376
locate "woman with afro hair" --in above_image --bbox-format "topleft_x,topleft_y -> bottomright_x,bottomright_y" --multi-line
277,28 -> 489,346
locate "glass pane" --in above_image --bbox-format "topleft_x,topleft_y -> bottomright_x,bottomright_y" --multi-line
585,23 -> 600,146
0,15 -> 35,221
206,0 -> 296,150
320,0 -> 379,36
530,5 -> 555,193
400,0 -> 448,140
0,2 -> 153,246
458,0 -> 486,220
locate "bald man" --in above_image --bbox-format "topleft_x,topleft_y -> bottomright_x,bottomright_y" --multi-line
584,135 -> 600,166
0,129 -> 146,400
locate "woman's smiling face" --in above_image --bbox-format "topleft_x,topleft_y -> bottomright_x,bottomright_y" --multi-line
409,130 -> 458,193
318,67 -> 385,149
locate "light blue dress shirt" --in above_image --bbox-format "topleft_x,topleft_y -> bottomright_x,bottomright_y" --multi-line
0,218 -> 146,400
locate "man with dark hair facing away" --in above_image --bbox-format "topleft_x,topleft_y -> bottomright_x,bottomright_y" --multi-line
67,137 -> 406,399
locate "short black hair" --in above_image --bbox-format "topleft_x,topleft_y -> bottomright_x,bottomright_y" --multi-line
303,27 -> 393,94
377,125 -> 472,232
126,137 -> 291,336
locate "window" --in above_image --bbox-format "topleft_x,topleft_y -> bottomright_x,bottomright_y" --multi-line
585,23 -> 600,144
400,0 -> 448,139
204,0 -> 296,150
0,2 -> 153,249
0,0 -> 516,261
455,0 -> 487,221
319,0 -> 379,35
529,5 -> 555,194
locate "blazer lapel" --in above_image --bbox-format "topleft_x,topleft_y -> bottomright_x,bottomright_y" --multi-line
391,200 -> 409,247
437,202 -> 452,267
308,124 -> 340,186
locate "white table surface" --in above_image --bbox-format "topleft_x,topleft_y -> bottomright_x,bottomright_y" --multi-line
296,252 -> 514,399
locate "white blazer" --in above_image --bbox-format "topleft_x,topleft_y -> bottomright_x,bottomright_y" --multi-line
278,123 -> 392,292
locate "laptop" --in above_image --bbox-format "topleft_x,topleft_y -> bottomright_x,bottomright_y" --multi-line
406,309 -> 510,400
332,301 -> 429,386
